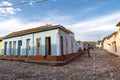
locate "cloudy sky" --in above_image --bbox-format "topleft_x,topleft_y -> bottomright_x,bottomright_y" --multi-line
0,0 -> 120,41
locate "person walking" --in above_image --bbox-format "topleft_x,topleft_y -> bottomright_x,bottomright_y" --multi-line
84,43 -> 91,57
87,44 -> 91,57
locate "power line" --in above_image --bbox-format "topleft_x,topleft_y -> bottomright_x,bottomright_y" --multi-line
0,0 -> 49,8
38,5 -> 50,17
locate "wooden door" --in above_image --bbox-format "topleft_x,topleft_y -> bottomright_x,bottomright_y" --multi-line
37,38 -> 41,55
45,37 -> 51,55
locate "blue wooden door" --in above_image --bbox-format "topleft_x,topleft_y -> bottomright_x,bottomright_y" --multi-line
4,42 -> 7,55
60,36 -> 64,55
18,40 -> 22,56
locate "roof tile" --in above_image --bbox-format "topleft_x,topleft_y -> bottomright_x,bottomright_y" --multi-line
116,21 -> 120,26
4,25 -> 73,39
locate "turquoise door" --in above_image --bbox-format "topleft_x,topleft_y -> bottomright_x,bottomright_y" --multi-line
18,40 -> 22,56
4,42 -> 7,55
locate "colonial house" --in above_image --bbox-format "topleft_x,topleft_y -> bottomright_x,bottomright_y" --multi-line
0,37 -> 2,55
2,25 -> 80,62
77,41 -> 84,51
102,21 -> 120,56
102,36 -> 109,51
115,22 -> 120,55
96,40 -> 102,49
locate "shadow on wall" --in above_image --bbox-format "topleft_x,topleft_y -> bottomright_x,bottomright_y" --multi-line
107,45 -> 120,56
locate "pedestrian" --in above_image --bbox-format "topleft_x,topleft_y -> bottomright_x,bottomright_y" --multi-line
87,44 -> 91,57
84,43 -> 91,57
83,44 -> 86,53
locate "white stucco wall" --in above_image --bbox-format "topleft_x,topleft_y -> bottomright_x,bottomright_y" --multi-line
3,34 -> 34,55
34,29 -> 58,56
103,31 -> 120,56
57,29 -> 79,55
2,28 -> 79,56
2,29 -> 58,56
115,32 -> 120,55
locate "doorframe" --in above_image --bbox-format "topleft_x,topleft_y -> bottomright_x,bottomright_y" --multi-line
45,37 -> 51,56
60,36 -> 64,55
4,42 -> 7,55
18,40 -> 22,56
13,41 -> 16,55
36,38 -> 41,55
26,39 -> 30,56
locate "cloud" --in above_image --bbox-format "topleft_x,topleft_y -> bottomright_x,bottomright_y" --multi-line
0,12 -> 120,42
0,14 -> 72,37
0,18 -> 42,36
69,12 -> 120,41
0,1 -> 21,16
28,0 -> 50,6
28,1 -> 36,6
0,1 -> 13,6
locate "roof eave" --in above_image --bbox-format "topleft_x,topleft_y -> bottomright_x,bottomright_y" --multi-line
3,26 -> 73,39
3,27 -> 59,39
116,21 -> 120,26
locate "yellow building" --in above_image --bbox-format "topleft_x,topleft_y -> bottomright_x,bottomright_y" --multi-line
102,21 -> 120,56
116,21 -> 120,55
0,38 -> 2,55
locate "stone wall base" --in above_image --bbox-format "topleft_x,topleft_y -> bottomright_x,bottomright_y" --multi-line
0,50 -> 81,66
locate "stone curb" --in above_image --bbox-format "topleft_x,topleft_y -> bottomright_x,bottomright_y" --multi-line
0,53 -> 82,66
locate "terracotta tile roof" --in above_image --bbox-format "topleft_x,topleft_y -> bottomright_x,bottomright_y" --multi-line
102,36 -> 108,42
102,31 -> 118,42
107,31 -> 118,39
4,25 -> 73,39
116,21 -> 120,26
101,36 -> 108,44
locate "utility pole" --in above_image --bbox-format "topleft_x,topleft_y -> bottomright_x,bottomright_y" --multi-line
99,33 -> 100,41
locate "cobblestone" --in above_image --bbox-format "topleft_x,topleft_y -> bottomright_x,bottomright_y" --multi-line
0,49 -> 120,80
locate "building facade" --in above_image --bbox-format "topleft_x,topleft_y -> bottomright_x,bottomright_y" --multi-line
102,21 -> 120,56
0,38 -> 2,55
2,25 -> 80,61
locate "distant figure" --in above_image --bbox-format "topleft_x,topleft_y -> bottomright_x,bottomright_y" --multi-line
83,44 -> 86,53
84,44 -> 91,57
79,43 -> 84,51
92,45 -> 95,51
87,44 -> 91,57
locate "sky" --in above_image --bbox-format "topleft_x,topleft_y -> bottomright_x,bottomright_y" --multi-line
0,0 -> 120,41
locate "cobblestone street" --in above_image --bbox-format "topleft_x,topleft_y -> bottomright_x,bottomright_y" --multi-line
0,49 -> 120,80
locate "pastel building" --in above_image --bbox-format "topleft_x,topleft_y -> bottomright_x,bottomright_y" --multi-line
102,21 -> 120,56
0,38 -> 2,55
2,25 -> 80,61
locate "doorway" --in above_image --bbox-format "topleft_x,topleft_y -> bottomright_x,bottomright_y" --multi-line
18,40 -> 22,56
13,41 -> 16,55
45,37 -> 51,55
36,38 -> 41,55
60,36 -> 64,55
9,41 -> 12,55
26,39 -> 30,56
4,42 -> 7,55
